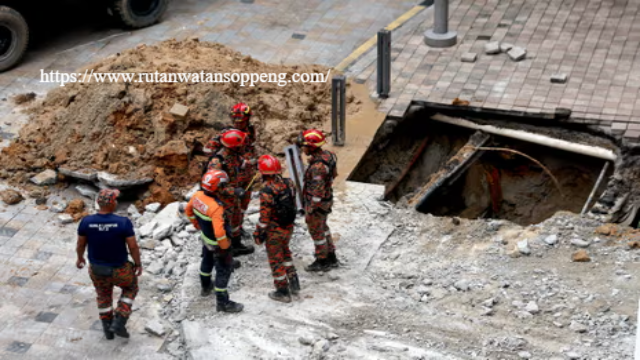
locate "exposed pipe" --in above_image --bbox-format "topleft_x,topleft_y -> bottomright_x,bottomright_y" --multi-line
581,160 -> 610,215
431,114 -> 617,161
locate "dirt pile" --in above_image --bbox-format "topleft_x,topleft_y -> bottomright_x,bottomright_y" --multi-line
0,39 -> 363,205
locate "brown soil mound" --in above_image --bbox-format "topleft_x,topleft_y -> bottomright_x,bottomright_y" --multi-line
0,39 -> 362,205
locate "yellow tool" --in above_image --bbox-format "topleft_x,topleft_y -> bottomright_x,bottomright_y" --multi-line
245,173 -> 261,192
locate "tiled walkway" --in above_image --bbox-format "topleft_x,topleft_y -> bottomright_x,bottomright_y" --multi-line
348,0 -> 640,142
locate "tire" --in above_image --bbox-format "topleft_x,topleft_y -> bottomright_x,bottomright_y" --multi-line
111,0 -> 169,28
0,6 -> 29,73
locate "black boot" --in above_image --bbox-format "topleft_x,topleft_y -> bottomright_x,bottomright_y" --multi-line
288,273 -> 301,295
101,319 -> 114,340
327,252 -> 339,268
109,314 -> 130,338
305,257 -> 330,272
201,282 -> 214,297
216,292 -> 244,313
269,287 -> 292,303
231,236 -> 255,257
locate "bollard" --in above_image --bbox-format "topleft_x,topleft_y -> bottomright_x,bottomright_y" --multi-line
377,29 -> 391,99
423,0 -> 457,47
331,75 -> 346,146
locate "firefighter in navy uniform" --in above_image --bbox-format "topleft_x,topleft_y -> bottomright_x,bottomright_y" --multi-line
297,129 -> 339,272
253,155 -> 300,303
185,170 -> 244,313
206,129 -> 255,256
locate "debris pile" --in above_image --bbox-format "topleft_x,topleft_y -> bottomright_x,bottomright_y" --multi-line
0,39 -> 363,206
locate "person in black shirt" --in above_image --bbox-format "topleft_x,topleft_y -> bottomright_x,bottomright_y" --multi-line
76,189 -> 142,340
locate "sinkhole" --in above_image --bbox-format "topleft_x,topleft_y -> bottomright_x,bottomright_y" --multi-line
349,105 -> 616,226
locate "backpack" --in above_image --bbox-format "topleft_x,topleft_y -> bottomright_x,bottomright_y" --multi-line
264,179 -> 297,227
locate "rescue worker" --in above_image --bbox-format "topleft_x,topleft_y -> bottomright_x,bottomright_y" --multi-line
206,129 -> 255,256
203,103 -> 258,238
76,189 -> 141,340
253,155 -> 300,303
185,169 -> 244,313
297,129 -> 339,272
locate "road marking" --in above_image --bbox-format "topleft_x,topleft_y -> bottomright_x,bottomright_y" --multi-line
334,4 -> 428,72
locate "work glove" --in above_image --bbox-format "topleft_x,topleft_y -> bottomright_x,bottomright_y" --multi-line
253,228 -> 267,246
234,188 -> 246,198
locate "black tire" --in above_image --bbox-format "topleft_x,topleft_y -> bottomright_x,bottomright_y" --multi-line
0,6 -> 29,73
111,0 -> 169,29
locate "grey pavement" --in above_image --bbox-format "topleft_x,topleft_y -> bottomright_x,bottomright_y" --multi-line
0,0 -> 419,120
348,0 -> 640,143
0,187 -> 169,360
0,1 -> 422,358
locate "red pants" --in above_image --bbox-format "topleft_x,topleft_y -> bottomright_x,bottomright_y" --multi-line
265,226 -> 296,289
233,191 -> 252,235
89,262 -> 138,320
305,210 -> 335,259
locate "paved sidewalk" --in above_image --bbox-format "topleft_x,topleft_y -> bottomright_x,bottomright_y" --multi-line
0,0 -> 417,120
348,0 -> 640,142
0,189 -> 168,360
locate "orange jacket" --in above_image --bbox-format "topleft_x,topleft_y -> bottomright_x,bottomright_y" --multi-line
185,191 -> 230,250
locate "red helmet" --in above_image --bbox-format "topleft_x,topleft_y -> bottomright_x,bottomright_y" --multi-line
298,129 -> 326,148
258,155 -> 282,175
220,129 -> 246,148
201,170 -> 229,192
231,103 -> 252,122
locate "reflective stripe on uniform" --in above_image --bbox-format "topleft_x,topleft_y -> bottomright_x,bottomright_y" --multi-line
194,209 -> 212,221
215,287 -> 227,293
200,271 -> 212,277
200,233 -> 218,246
283,262 -> 293,267
121,297 -> 134,305
314,239 -> 327,245
312,197 -> 322,203
232,226 -> 241,232
216,235 -> 228,242
98,307 -> 113,314
187,216 -> 196,220
273,274 -> 287,281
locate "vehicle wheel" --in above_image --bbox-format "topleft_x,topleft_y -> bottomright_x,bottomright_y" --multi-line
0,6 -> 29,73
111,0 -> 169,28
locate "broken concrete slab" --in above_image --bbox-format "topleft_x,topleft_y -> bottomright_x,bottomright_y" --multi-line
461,53 -> 478,63
170,103 -> 190,119
145,202 -> 162,213
58,167 -> 98,181
145,319 -> 167,337
410,132 -> 490,211
500,43 -> 514,52
97,172 -> 153,188
139,221 -> 157,238
58,214 -> 74,224
50,202 -> 68,213
75,184 -> 98,199
507,47 -> 527,61
184,184 -> 200,201
484,41 -> 501,54
551,73 -> 568,84
30,170 -> 57,186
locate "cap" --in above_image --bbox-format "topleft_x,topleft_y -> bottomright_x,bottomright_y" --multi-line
97,189 -> 120,207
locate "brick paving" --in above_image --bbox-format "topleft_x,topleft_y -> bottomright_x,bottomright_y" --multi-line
348,0 -> 640,142
0,188 -> 170,359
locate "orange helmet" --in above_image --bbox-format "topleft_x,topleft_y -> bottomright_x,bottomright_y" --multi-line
201,169 -> 229,192
298,129 -> 326,148
231,103 -> 252,123
220,129 -> 246,148
258,155 -> 282,175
